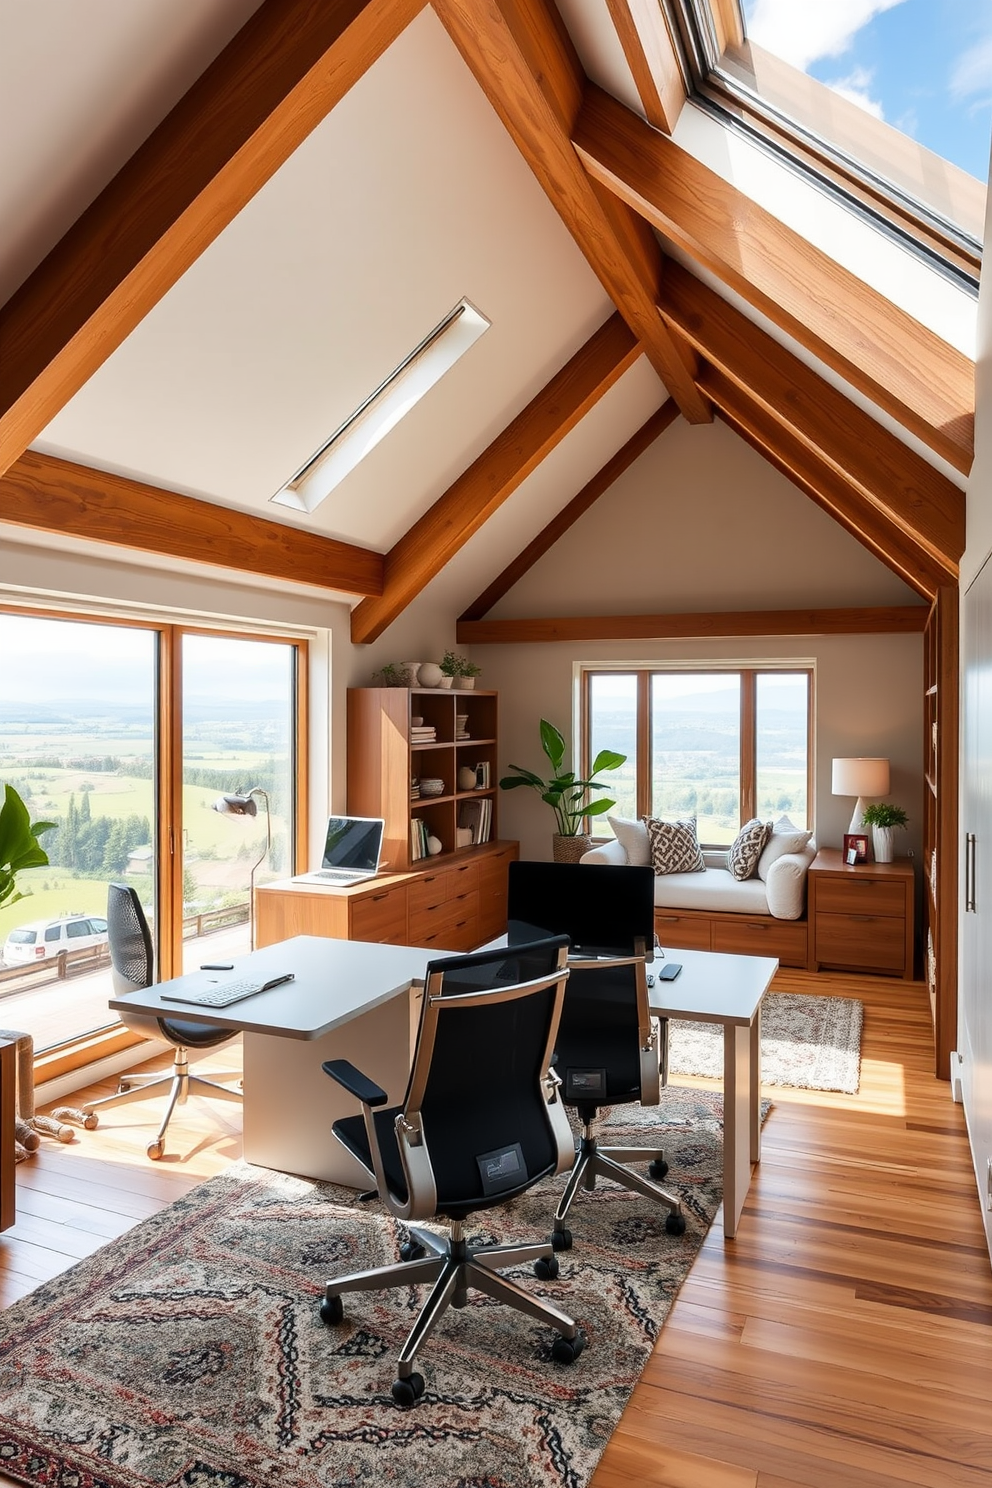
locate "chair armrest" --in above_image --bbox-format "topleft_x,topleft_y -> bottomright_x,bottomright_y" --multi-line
580,838 -> 626,865
321,1059 -> 389,1107
764,852 -> 812,919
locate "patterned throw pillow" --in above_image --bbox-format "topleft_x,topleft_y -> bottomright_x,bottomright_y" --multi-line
728,818 -> 772,881
645,816 -> 705,875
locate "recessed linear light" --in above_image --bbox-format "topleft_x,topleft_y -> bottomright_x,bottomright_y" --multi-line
270,298 -> 490,514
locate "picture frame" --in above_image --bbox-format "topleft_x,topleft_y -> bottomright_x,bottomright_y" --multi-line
844,832 -> 870,865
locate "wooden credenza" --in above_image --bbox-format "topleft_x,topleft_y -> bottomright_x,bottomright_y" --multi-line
255,841 -> 518,954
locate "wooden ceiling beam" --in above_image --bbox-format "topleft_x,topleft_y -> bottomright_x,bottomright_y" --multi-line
457,606 -> 928,646
708,375 -> 948,600
431,0 -> 711,424
659,261 -> 965,568
0,0 -> 425,478
604,0 -> 688,134
0,451 -> 384,596
460,399 -> 678,622
573,83 -> 974,474
350,312 -> 641,644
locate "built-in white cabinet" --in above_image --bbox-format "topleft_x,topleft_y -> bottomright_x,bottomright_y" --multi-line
962,555 -> 992,1261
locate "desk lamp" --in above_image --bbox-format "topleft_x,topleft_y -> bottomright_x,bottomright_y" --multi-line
831,758 -> 889,835
212,787 -> 271,949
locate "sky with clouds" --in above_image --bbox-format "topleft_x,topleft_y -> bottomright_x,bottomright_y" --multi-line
743,0 -> 992,183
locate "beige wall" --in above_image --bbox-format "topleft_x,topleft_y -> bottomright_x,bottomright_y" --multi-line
475,418 -> 924,861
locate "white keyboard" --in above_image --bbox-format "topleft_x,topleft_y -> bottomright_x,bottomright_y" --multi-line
313,870 -> 362,883
163,973 -> 294,1009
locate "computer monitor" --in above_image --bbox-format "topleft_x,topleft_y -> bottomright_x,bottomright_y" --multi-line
506,859 -> 655,957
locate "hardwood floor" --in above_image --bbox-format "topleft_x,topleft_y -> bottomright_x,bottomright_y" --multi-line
2,970 -> 990,1486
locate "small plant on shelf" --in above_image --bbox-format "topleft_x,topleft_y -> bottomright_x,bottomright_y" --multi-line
440,649 -> 480,679
371,662 -> 405,687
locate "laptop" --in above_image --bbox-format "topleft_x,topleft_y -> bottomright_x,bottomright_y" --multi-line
293,815 -> 385,885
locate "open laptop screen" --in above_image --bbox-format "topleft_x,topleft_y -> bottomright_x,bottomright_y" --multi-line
321,816 -> 384,872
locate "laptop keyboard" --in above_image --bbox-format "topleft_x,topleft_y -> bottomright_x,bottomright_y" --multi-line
163,978 -> 270,1008
313,870 -> 362,882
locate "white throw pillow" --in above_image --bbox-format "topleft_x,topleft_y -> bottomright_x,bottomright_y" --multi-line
607,814 -> 651,866
645,816 -> 705,875
757,813 -> 812,882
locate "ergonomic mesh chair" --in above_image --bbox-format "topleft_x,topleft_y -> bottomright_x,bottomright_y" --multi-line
83,883 -> 242,1160
319,936 -> 585,1408
506,860 -> 686,1250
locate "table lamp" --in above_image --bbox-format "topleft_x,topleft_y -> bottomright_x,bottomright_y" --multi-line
831,758 -> 889,834
212,787 -> 271,949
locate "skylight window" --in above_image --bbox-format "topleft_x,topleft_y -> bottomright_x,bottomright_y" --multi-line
664,0 -> 986,288
270,299 -> 490,514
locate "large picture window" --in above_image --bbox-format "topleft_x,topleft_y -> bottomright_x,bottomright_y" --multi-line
0,608 -> 307,1069
582,666 -> 811,847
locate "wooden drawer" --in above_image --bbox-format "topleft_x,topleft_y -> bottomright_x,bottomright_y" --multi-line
815,911 -> 906,973
350,886 -> 409,944
478,844 -> 516,890
712,915 -> 807,964
654,912 -> 712,951
814,877 -> 906,918
444,859 -> 480,897
412,889 -> 479,947
408,870 -> 449,917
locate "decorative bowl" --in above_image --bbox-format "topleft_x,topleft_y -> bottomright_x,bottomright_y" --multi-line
420,778 -> 445,796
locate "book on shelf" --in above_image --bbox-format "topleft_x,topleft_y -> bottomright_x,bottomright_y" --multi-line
474,760 -> 490,789
410,817 -> 430,861
411,726 -> 436,742
457,796 -> 491,846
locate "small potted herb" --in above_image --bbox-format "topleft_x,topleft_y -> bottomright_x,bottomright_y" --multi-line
860,801 -> 908,863
371,662 -> 405,688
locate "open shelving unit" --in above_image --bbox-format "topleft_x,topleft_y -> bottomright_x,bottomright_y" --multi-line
347,687 -> 500,872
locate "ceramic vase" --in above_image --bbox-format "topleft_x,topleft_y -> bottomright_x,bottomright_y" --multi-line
417,662 -> 443,687
872,825 -> 894,863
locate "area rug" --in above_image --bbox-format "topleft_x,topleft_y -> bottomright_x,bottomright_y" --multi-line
668,990 -> 863,1093
0,1087 -> 747,1488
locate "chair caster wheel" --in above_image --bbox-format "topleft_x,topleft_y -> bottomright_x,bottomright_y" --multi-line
551,1331 -> 584,1364
551,1227 -> 572,1252
319,1295 -> 343,1325
665,1210 -> 687,1236
399,1239 -> 426,1262
146,1139 -> 165,1161
82,1111 -> 99,1130
649,1157 -> 669,1180
118,1081 -> 131,1093
391,1372 -> 425,1408
534,1254 -> 560,1281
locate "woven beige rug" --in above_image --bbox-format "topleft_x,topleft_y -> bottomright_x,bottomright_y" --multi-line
668,990 -> 863,1093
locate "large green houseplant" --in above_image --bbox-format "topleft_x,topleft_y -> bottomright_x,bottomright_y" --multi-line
0,783 -> 55,910
500,720 -> 626,862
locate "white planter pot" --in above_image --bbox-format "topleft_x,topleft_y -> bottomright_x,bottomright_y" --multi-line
454,676 -> 476,689
872,825 -> 894,863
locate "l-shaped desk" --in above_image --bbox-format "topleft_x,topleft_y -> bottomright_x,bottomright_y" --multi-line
110,935 -> 775,1238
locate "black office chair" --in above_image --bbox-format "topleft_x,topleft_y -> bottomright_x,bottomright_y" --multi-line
83,883 -> 242,1160
319,936 -> 585,1408
507,860 -> 685,1250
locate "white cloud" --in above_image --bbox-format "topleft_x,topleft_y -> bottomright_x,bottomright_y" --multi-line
950,32 -> 992,103
744,0 -> 907,71
825,66 -> 885,120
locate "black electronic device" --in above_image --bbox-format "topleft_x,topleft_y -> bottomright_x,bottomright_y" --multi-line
506,860 -> 655,956
200,962 -> 234,970
657,962 -> 682,981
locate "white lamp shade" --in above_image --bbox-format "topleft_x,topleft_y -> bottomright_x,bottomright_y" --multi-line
831,758 -> 890,797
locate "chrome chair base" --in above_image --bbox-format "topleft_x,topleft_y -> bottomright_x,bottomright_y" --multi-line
554,1130 -> 685,1240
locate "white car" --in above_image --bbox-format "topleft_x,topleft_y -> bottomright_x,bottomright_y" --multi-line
3,914 -> 109,966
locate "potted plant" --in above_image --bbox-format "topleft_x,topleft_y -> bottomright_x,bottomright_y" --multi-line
860,802 -> 908,863
0,783 -> 55,910
438,650 -> 459,689
500,719 -> 626,862
454,658 -> 482,691
371,662 -> 405,687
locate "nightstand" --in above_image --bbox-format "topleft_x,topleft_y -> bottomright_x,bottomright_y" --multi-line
807,849 -> 915,979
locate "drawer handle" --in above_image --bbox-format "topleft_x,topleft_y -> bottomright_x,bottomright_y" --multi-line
657,915 -> 680,923
372,892 -> 389,902
746,922 -> 769,930
850,915 -> 875,922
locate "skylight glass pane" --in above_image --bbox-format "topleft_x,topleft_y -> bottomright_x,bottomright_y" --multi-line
742,1 -> 991,184
271,299 -> 490,514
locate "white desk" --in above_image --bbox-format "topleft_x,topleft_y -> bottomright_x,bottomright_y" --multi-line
651,947 -> 776,1238
110,936 -> 436,1188
110,934 -> 774,1238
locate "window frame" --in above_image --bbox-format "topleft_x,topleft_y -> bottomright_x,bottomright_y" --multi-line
660,0 -> 982,292
0,601 -> 310,1081
581,663 -> 814,846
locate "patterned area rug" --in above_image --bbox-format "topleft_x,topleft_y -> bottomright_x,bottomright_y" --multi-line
669,991 -> 863,1093
0,1087 -> 745,1488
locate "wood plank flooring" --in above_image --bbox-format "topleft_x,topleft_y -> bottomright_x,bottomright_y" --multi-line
1,969 -> 989,1487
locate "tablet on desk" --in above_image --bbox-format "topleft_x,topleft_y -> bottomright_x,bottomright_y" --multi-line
162,972 -> 295,1010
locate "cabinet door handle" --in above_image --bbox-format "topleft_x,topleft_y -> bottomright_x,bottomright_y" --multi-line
851,915 -> 875,922
372,892 -> 389,902
966,832 -> 977,912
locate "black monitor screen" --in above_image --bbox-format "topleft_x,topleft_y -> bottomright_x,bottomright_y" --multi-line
507,860 -> 654,955
321,817 -> 383,871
